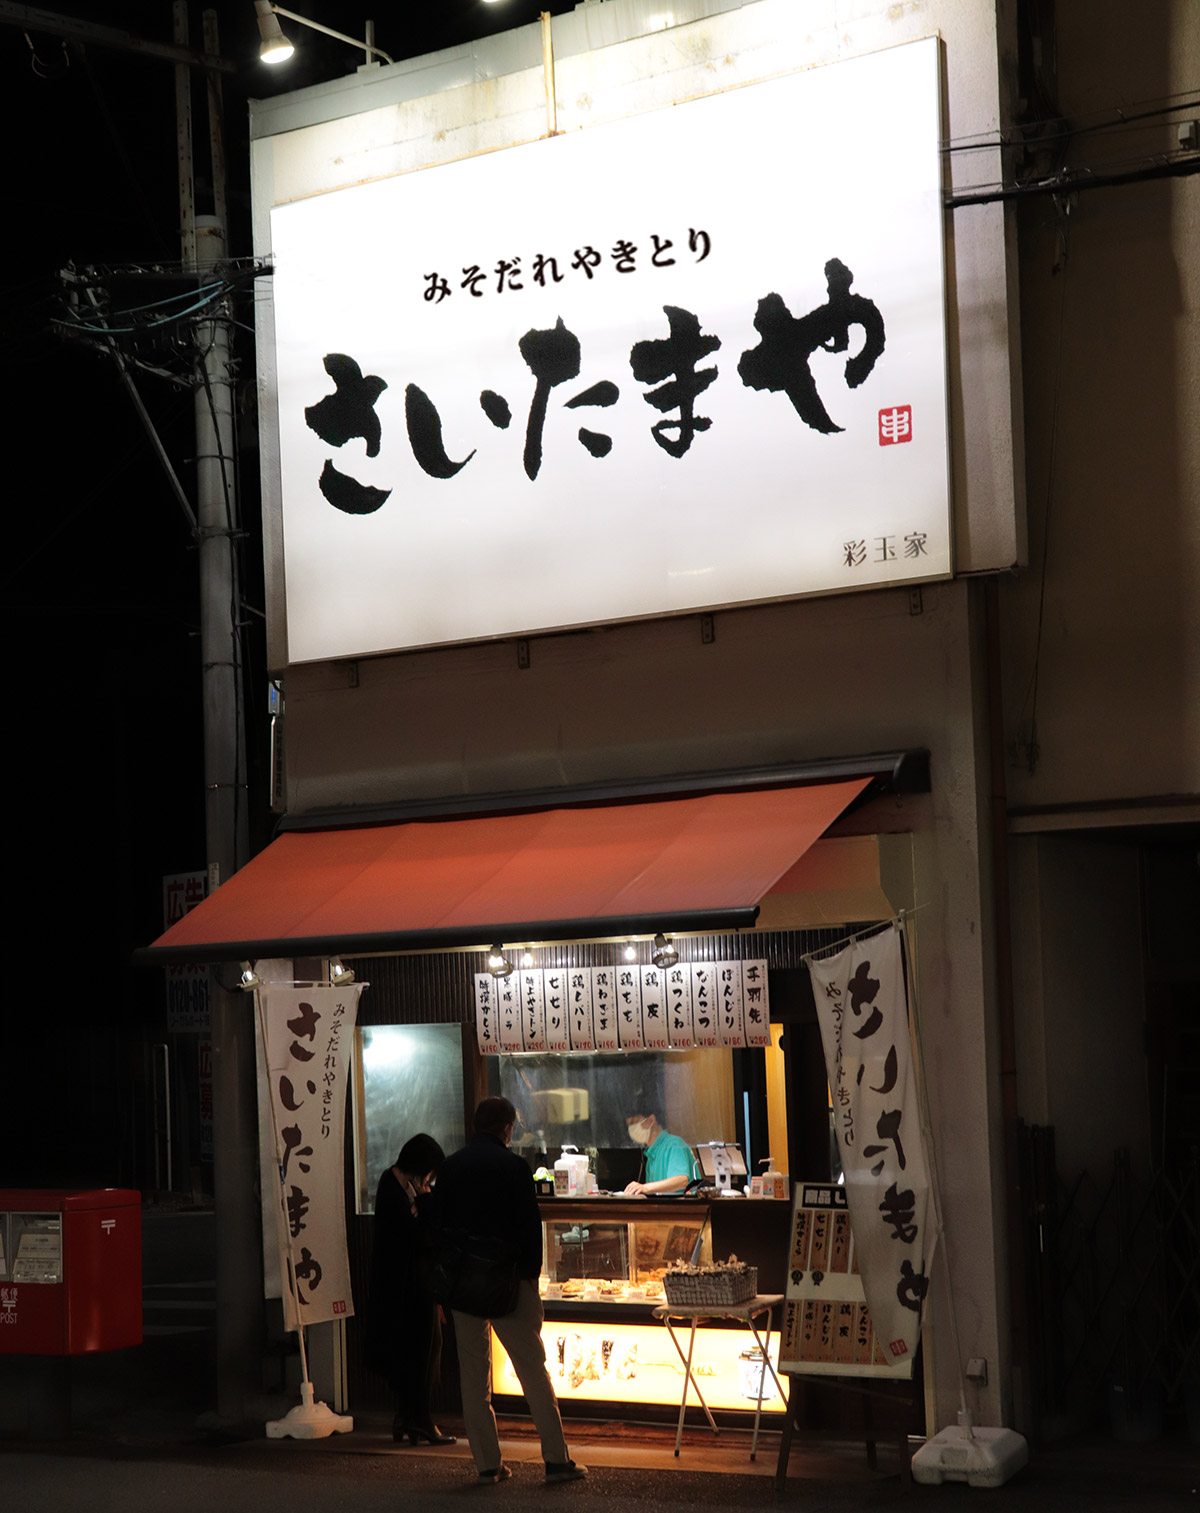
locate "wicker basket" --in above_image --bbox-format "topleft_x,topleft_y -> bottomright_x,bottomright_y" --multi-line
662,1266 -> 757,1308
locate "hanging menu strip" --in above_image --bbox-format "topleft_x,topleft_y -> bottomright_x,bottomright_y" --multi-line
474,961 -> 769,1055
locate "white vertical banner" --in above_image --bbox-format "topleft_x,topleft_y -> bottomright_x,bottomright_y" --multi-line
615,964 -> 645,1050
520,967 -> 548,1052
807,922 -> 930,1369
474,972 -> 500,1055
639,965 -> 670,1050
567,967 -> 596,1052
665,962 -> 695,1048
716,962 -> 746,1048
259,984 -> 362,1330
690,963 -> 720,1048
741,959 -> 771,1047
591,966 -> 620,1052
542,966 -> 570,1052
496,971 -> 525,1051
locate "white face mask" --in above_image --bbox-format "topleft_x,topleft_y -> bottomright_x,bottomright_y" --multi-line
628,1118 -> 653,1146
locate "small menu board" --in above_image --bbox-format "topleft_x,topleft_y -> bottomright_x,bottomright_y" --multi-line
12,1216 -> 63,1284
778,1183 -> 912,1380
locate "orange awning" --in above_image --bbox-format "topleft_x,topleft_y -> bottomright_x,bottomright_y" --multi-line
142,779 -> 871,964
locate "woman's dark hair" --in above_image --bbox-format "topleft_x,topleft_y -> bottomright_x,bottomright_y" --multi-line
396,1132 -> 445,1177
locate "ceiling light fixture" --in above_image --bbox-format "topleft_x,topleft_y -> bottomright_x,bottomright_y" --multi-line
652,933 -> 679,970
488,944 -> 515,978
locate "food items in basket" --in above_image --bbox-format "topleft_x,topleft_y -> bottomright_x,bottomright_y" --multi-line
662,1254 -> 758,1306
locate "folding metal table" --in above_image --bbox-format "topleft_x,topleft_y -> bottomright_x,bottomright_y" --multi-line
652,1293 -> 786,1459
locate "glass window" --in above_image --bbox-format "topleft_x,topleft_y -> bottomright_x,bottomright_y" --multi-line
355,1023 -> 466,1213
494,1049 -> 737,1191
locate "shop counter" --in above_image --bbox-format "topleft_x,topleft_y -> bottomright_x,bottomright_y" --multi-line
489,1194 -> 791,1418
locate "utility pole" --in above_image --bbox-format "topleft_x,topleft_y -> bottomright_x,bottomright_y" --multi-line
21,0 -> 265,1429
175,0 -> 261,1424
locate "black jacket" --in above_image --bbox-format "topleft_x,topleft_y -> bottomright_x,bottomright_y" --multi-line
434,1131 -> 543,1279
364,1166 -> 438,1388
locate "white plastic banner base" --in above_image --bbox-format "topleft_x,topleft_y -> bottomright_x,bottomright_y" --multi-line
266,1381 -> 353,1440
911,1424 -> 1029,1488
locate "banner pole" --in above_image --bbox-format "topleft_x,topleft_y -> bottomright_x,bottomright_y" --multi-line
899,913 -> 972,1436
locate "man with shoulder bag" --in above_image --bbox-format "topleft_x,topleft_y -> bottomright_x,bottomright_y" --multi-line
434,1096 -> 586,1487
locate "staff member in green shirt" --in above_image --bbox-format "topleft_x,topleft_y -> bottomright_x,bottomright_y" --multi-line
622,1111 -> 700,1195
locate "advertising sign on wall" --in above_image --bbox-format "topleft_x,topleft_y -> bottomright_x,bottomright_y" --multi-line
269,38 -> 949,662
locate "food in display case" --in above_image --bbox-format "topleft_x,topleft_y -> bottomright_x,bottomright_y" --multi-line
492,1318 -> 785,1409
539,1210 -> 709,1305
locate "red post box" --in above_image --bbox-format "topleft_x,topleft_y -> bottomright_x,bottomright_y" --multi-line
0,1189 -> 142,1355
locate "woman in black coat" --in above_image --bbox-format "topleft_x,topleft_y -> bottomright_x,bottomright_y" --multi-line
365,1132 -> 456,1445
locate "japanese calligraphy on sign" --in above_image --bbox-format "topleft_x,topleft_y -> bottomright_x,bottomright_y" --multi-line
778,1183 -> 912,1380
268,39 -> 950,662
474,960 -> 768,1056
162,871 -> 210,1033
260,984 -> 363,1329
807,922 -> 930,1368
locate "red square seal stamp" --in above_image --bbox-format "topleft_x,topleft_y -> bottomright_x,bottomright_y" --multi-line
879,405 -> 913,445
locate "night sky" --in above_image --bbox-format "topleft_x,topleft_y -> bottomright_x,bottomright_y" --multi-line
0,1 -> 573,1186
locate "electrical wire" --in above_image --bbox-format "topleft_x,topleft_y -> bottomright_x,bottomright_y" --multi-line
1018,203 -> 1074,776
52,280 -> 246,336
941,92 -> 1200,155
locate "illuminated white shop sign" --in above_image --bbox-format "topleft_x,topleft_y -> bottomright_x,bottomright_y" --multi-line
269,38 -> 949,663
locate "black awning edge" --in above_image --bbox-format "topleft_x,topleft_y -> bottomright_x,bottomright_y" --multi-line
134,906 -> 761,968
277,749 -> 931,834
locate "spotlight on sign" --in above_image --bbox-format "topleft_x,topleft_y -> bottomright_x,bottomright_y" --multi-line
488,944 -> 515,978
329,956 -> 355,985
239,961 -> 263,991
255,2 -> 294,63
652,933 -> 679,970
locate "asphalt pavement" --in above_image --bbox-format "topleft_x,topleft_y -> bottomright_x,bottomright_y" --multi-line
1,1209 -> 1195,1511
4,1400 -> 1196,1513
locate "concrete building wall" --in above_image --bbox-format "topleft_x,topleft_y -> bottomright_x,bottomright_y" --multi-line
250,0 -> 1030,1431
1000,0 -> 1200,810
1010,834 -> 1151,1181
998,0 -> 1198,1214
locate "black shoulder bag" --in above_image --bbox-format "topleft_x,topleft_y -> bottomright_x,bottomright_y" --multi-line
421,1224 -> 520,1319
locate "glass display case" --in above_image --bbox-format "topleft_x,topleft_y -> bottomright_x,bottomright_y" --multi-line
539,1201 -> 711,1306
